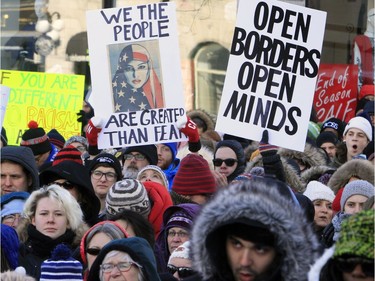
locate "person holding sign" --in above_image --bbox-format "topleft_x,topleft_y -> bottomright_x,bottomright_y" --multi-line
112,43 -> 164,113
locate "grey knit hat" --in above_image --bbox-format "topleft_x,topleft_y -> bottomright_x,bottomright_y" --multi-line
137,165 -> 169,189
64,136 -> 88,149
106,179 -> 151,219
340,180 -> 375,211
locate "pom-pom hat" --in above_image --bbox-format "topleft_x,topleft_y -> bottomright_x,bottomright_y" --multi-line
21,120 -> 51,155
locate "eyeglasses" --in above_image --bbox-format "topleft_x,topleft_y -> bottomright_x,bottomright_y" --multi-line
167,265 -> 195,278
212,158 -> 238,167
91,170 -> 117,181
100,262 -> 142,273
123,154 -> 146,161
167,230 -> 189,238
2,213 -> 22,225
86,247 -> 101,256
335,257 -> 374,277
50,181 -> 75,190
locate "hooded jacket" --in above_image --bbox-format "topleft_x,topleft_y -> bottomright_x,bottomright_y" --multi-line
88,237 -> 161,281
39,161 -> 100,227
189,177 -> 320,281
1,146 -> 40,192
154,203 -> 201,273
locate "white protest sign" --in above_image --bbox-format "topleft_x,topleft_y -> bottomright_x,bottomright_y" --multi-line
215,0 -> 326,151
86,2 -> 186,148
1,85 -> 10,128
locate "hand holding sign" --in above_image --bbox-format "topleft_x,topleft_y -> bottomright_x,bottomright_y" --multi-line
177,115 -> 201,152
86,116 -> 105,153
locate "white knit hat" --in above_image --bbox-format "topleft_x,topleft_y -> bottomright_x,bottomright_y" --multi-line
303,181 -> 335,203
343,116 -> 373,141
168,241 -> 190,263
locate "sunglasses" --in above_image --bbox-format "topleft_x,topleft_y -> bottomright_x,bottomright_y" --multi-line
86,247 -> 101,256
167,265 -> 195,278
335,257 -> 374,277
212,158 -> 238,167
50,181 -> 75,190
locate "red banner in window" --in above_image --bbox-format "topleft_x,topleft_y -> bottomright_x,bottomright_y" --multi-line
313,64 -> 358,123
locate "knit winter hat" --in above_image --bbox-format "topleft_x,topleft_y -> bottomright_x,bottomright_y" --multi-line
64,136 -> 88,150
89,153 -> 122,180
21,120 -> 51,155
137,165 -> 169,188
316,131 -> 338,147
122,145 -> 158,165
165,210 -> 194,232
172,154 -> 216,195
303,181 -> 335,203
340,180 -> 375,211
1,191 -> 30,217
163,142 -> 178,160
168,241 -> 191,264
40,244 -> 83,281
334,209 -> 374,259
106,179 -> 151,219
343,116 -> 373,141
52,145 -> 83,166
322,117 -> 345,138
47,129 -> 66,150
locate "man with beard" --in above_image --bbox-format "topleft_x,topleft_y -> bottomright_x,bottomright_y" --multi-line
121,145 -> 158,179
188,177 -> 320,281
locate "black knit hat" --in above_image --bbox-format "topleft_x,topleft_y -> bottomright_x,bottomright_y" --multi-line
21,121 -> 51,156
321,117 -> 345,138
123,145 -> 158,165
316,131 -> 338,148
89,153 -> 122,180
47,129 -> 65,150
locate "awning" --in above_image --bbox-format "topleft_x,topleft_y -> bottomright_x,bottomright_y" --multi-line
65,31 -> 89,62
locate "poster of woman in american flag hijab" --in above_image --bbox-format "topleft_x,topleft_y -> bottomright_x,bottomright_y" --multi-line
110,41 -> 165,113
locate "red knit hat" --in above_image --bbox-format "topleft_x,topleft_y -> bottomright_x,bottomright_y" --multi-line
332,187 -> 344,212
52,145 -> 83,166
172,154 -> 216,195
21,121 -> 51,156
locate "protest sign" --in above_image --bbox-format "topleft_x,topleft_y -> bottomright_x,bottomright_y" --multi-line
314,64 -> 358,124
1,85 -> 10,128
215,0 -> 326,151
86,2 -> 186,149
0,70 -> 84,145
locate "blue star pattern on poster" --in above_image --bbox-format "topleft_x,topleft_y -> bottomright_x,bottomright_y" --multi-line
112,44 -> 164,113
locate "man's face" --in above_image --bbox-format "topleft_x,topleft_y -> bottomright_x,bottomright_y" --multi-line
122,152 -> 149,179
226,235 -> 276,281
320,142 -> 337,159
344,128 -> 370,159
156,144 -> 173,170
1,161 -> 31,195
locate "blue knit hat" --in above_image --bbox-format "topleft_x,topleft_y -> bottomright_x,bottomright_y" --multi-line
40,244 -> 83,281
340,180 -> 375,211
163,142 -> 178,160
1,191 -> 30,217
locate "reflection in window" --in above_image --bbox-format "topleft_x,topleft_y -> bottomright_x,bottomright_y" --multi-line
194,42 -> 229,116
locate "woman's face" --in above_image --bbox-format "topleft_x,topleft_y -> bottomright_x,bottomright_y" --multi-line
214,147 -> 238,178
31,197 -> 69,239
138,169 -> 165,187
124,60 -> 150,89
344,194 -> 368,214
87,232 -> 111,270
313,199 -> 333,229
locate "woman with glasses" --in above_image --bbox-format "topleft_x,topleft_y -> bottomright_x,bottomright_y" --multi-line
88,237 -> 161,281
39,160 -> 101,227
17,184 -> 87,279
212,139 -> 246,188
88,153 -> 123,219
155,203 -> 201,273
80,221 -> 128,280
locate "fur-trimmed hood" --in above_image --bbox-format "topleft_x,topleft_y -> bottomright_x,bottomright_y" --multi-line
246,154 -> 305,192
327,159 -> 375,193
278,142 -> 329,170
187,109 -> 216,132
300,165 -> 336,188
190,178 -> 320,281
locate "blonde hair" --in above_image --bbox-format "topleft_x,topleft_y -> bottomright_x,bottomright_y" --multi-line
22,185 -> 84,232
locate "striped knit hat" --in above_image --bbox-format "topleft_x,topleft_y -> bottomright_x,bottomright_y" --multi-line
172,154 -> 216,195
21,120 -> 51,156
106,179 -> 151,219
52,145 -> 83,166
40,244 -> 83,281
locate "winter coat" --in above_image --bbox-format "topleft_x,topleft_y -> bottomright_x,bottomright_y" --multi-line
88,237 -> 161,281
164,158 -> 180,191
154,203 -> 201,273
189,177 -> 321,281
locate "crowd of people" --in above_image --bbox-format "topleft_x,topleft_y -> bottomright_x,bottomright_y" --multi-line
1,94 -> 374,281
